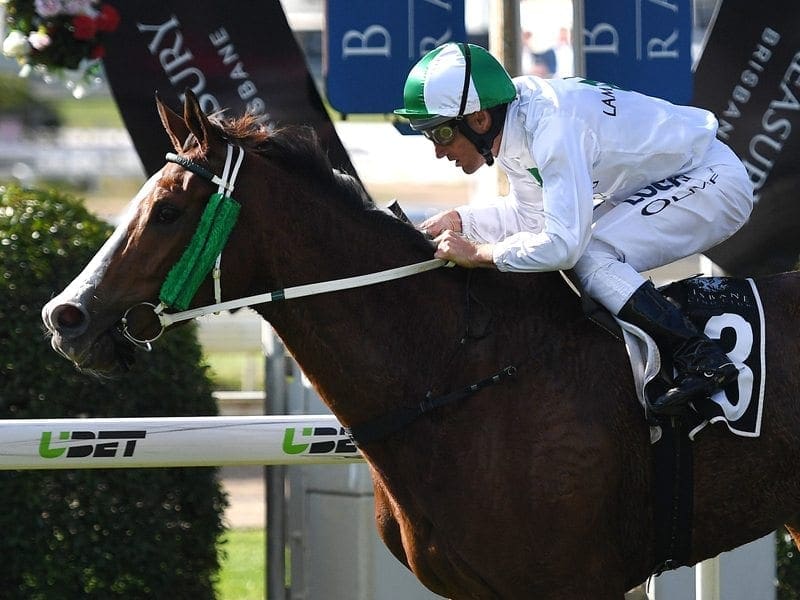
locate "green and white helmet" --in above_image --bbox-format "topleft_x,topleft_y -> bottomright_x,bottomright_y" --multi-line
394,43 -> 516,129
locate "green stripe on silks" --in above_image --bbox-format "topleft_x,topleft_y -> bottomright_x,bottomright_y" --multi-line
159,192 -> 241,311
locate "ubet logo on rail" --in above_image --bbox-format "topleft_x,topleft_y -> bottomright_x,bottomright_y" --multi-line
282,426 -> 357,455
39,430 -> 147,459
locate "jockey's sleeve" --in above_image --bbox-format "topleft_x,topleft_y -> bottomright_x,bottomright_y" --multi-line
460,114 -> 597,273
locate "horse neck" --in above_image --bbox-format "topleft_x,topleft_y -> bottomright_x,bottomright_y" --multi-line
246,189 -> 467,427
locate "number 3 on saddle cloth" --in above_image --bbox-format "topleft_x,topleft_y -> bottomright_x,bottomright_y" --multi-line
618,277 -> 766,441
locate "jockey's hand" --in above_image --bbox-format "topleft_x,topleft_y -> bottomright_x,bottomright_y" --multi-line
433,230 -> 495,269
419,210 -> 462,237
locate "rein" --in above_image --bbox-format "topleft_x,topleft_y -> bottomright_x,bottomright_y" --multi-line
120,147 -> 454,349
345,365 -> 517,446
156,258 -> 451,327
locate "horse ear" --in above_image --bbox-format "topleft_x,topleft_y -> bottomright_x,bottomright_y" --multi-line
182,89 -> 215,152
156,92 -> 189,153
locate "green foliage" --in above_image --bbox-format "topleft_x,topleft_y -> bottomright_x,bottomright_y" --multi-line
0,73 -> 60,129
0,184 -> 228,599
0,71 -> 30,108
779,531 -> 800,599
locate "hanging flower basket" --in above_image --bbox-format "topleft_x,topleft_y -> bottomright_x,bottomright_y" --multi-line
1,0 -> 120,98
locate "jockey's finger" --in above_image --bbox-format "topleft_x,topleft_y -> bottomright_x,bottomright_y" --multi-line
420,210 -> 462,236
434,233 -> 470,260
420,219 -> 445,236
432,230 -> 448,243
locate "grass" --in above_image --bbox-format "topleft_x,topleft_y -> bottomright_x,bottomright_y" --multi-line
51,93 -> 126,128
216,528 -> 266,600
204,351 -> 265,391
49,88 -> 390,129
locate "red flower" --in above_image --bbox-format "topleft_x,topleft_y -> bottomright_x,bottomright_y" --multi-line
90,45 -> 106,59
96,4 -> 121,33
72,15 -> 97,41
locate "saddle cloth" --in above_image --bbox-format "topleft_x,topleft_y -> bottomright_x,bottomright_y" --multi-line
619,277 -> 766,440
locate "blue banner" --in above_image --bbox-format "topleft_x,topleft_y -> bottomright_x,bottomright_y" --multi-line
583,0 -> 692,103
326,0 -> 466,114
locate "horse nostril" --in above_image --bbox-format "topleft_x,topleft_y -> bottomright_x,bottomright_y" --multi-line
51,303 -> 90,337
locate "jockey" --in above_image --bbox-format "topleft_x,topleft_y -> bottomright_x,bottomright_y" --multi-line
394,42 -> 754,416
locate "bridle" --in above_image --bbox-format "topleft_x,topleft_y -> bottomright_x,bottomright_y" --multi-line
119,143 -> 452,351
119,142 -> 244,349
165,143 -> 245,306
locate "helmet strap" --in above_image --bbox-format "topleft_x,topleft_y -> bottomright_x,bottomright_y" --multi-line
456,103 -> 508,167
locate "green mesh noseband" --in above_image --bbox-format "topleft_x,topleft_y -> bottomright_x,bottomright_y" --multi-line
159,145 -> 245,311
159,192 -> 241,310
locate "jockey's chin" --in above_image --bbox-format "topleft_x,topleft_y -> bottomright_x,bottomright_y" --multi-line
456,155 -> 486,175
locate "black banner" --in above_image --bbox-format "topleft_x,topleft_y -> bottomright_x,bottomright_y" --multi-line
101,1 -> 357,179
694,1 -> 800,276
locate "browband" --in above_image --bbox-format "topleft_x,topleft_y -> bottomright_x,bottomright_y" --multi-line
165,152 -> 232,193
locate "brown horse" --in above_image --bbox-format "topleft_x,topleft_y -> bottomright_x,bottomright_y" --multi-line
41,91 -> 800,599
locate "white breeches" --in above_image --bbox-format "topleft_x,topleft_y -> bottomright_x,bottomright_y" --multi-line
573,139 -> 754,314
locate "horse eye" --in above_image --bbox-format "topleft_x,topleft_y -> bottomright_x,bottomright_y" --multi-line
153,203 -> 182,224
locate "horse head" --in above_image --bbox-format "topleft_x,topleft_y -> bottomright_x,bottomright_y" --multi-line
42,89 -> 438,375
41,91 -> 261,373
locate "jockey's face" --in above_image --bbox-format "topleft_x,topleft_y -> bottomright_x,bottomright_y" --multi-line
430,110 -> 500,175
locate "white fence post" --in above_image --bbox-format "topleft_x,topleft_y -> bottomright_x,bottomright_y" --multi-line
651,535 -> 775,600
696,557 -> 720,600
265,327 -> 289,600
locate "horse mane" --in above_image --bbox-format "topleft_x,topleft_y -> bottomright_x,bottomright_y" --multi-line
205,111 -> 450,265
208,112 -> 372,211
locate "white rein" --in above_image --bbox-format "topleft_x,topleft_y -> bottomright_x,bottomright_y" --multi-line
157,257 -> 453,327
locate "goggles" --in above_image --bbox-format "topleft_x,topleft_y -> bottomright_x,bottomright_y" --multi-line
421,120 -> 460,146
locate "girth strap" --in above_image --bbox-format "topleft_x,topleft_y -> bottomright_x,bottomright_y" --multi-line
345,365 -> 517,446
651,416 -> 694,576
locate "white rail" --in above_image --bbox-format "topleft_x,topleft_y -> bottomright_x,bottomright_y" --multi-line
0,415 -> 363,470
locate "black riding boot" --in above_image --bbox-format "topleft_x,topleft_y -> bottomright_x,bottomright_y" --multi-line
617,280 -> 738,415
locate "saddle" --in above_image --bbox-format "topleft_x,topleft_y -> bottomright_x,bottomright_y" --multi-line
563,270 -> 766,439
